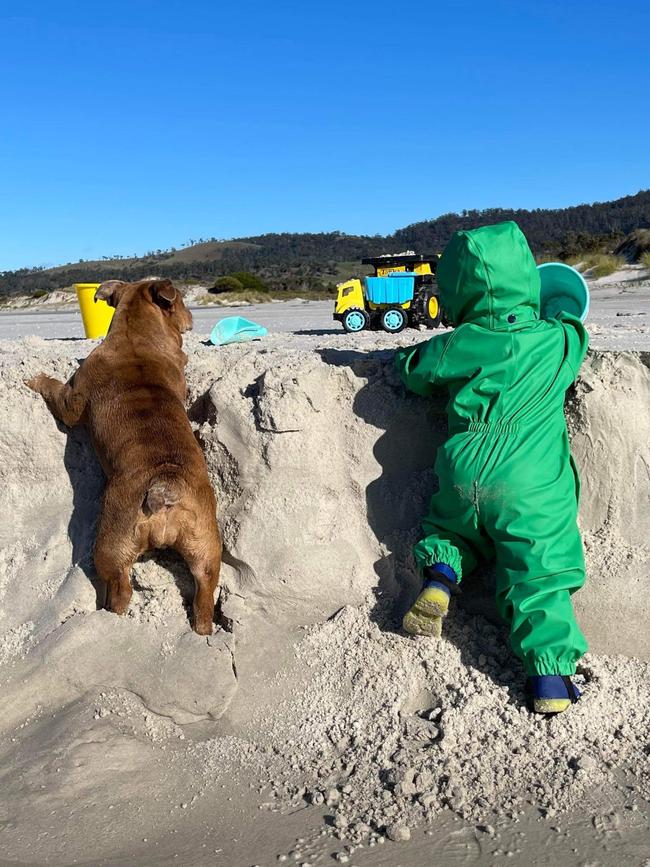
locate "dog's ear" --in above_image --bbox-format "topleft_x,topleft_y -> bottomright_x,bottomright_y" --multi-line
150,279 -> 177,308
95,281 -> 127,308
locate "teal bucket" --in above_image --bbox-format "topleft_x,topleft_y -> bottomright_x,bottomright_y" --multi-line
537,262 -> 590,322
209,316 -> 268,346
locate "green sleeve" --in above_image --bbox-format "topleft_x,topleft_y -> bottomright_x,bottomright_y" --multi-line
557,312 -> 589,382
394,333 -> 454,397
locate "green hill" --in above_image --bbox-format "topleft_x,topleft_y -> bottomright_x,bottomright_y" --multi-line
2,190 -> 649,297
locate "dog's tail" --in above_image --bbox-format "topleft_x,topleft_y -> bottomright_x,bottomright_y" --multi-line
145,472 -> 183,514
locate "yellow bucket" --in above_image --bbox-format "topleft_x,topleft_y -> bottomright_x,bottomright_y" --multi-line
74,283 -> 115,339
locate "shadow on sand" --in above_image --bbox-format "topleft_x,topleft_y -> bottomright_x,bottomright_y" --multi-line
317,346 -> 524,702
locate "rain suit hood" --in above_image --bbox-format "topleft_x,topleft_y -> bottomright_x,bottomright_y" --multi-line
437,221 -> 541,328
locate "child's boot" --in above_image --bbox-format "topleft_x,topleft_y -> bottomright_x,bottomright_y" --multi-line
526,675 -> 581,714
403,564 -> 457,637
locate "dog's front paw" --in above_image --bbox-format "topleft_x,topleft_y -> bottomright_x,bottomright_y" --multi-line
24,373 -> 47,393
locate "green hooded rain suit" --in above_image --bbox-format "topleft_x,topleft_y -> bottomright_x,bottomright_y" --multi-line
395,221 -> 588,677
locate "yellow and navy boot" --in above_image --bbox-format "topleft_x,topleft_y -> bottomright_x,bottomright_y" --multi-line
526,675 -> 581,714
402,564 -> 457,638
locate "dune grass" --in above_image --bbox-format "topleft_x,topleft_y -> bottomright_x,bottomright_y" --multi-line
198,290 -> 271,306
198,287 -> 335,306
566,253 -> 624,278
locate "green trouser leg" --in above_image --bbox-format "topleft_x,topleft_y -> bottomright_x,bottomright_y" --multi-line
486,469 -> 588,677
413,483 -> 491,581
407,486 -> 489,638
412,438 -> 587,676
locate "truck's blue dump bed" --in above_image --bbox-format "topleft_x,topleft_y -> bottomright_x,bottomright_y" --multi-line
365,273 -> 415,305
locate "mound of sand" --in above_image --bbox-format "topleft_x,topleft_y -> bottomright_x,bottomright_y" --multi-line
0,331 -> 649,863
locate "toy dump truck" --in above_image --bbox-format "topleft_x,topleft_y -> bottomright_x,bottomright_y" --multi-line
333,253 -> 441,333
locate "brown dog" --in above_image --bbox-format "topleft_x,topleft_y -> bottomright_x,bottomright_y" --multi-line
26,278 -> 221,635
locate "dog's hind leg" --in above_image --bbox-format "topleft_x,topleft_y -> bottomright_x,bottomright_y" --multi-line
190,555 -> 221,636
94,480 -> 141,616
175,516 -> 222,636
100,564 -> 134,615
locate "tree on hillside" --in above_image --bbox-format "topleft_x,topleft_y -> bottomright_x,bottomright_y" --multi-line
228,272 -> 269,292
211,276 -> 244,294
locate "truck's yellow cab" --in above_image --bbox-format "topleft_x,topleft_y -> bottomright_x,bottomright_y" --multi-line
334,278 -> 366,316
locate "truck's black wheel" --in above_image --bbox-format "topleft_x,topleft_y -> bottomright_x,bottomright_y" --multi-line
411,290 -> 442,328
423,294 -> 442,328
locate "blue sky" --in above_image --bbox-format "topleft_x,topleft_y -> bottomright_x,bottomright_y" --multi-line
1,0 -> 649,271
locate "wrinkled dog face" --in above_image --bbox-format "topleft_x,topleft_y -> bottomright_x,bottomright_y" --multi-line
95,279 -> 193,334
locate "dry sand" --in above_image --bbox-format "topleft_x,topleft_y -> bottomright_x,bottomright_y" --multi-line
0,320 -> 649,866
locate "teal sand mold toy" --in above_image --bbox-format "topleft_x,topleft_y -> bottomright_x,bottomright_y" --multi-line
209,316 -> 268,346
537,262 -> 590,322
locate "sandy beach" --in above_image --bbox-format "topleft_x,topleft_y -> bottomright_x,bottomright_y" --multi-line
0,293 -> 649,867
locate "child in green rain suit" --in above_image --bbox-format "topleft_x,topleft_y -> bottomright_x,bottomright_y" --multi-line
395,221 -> 588,714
